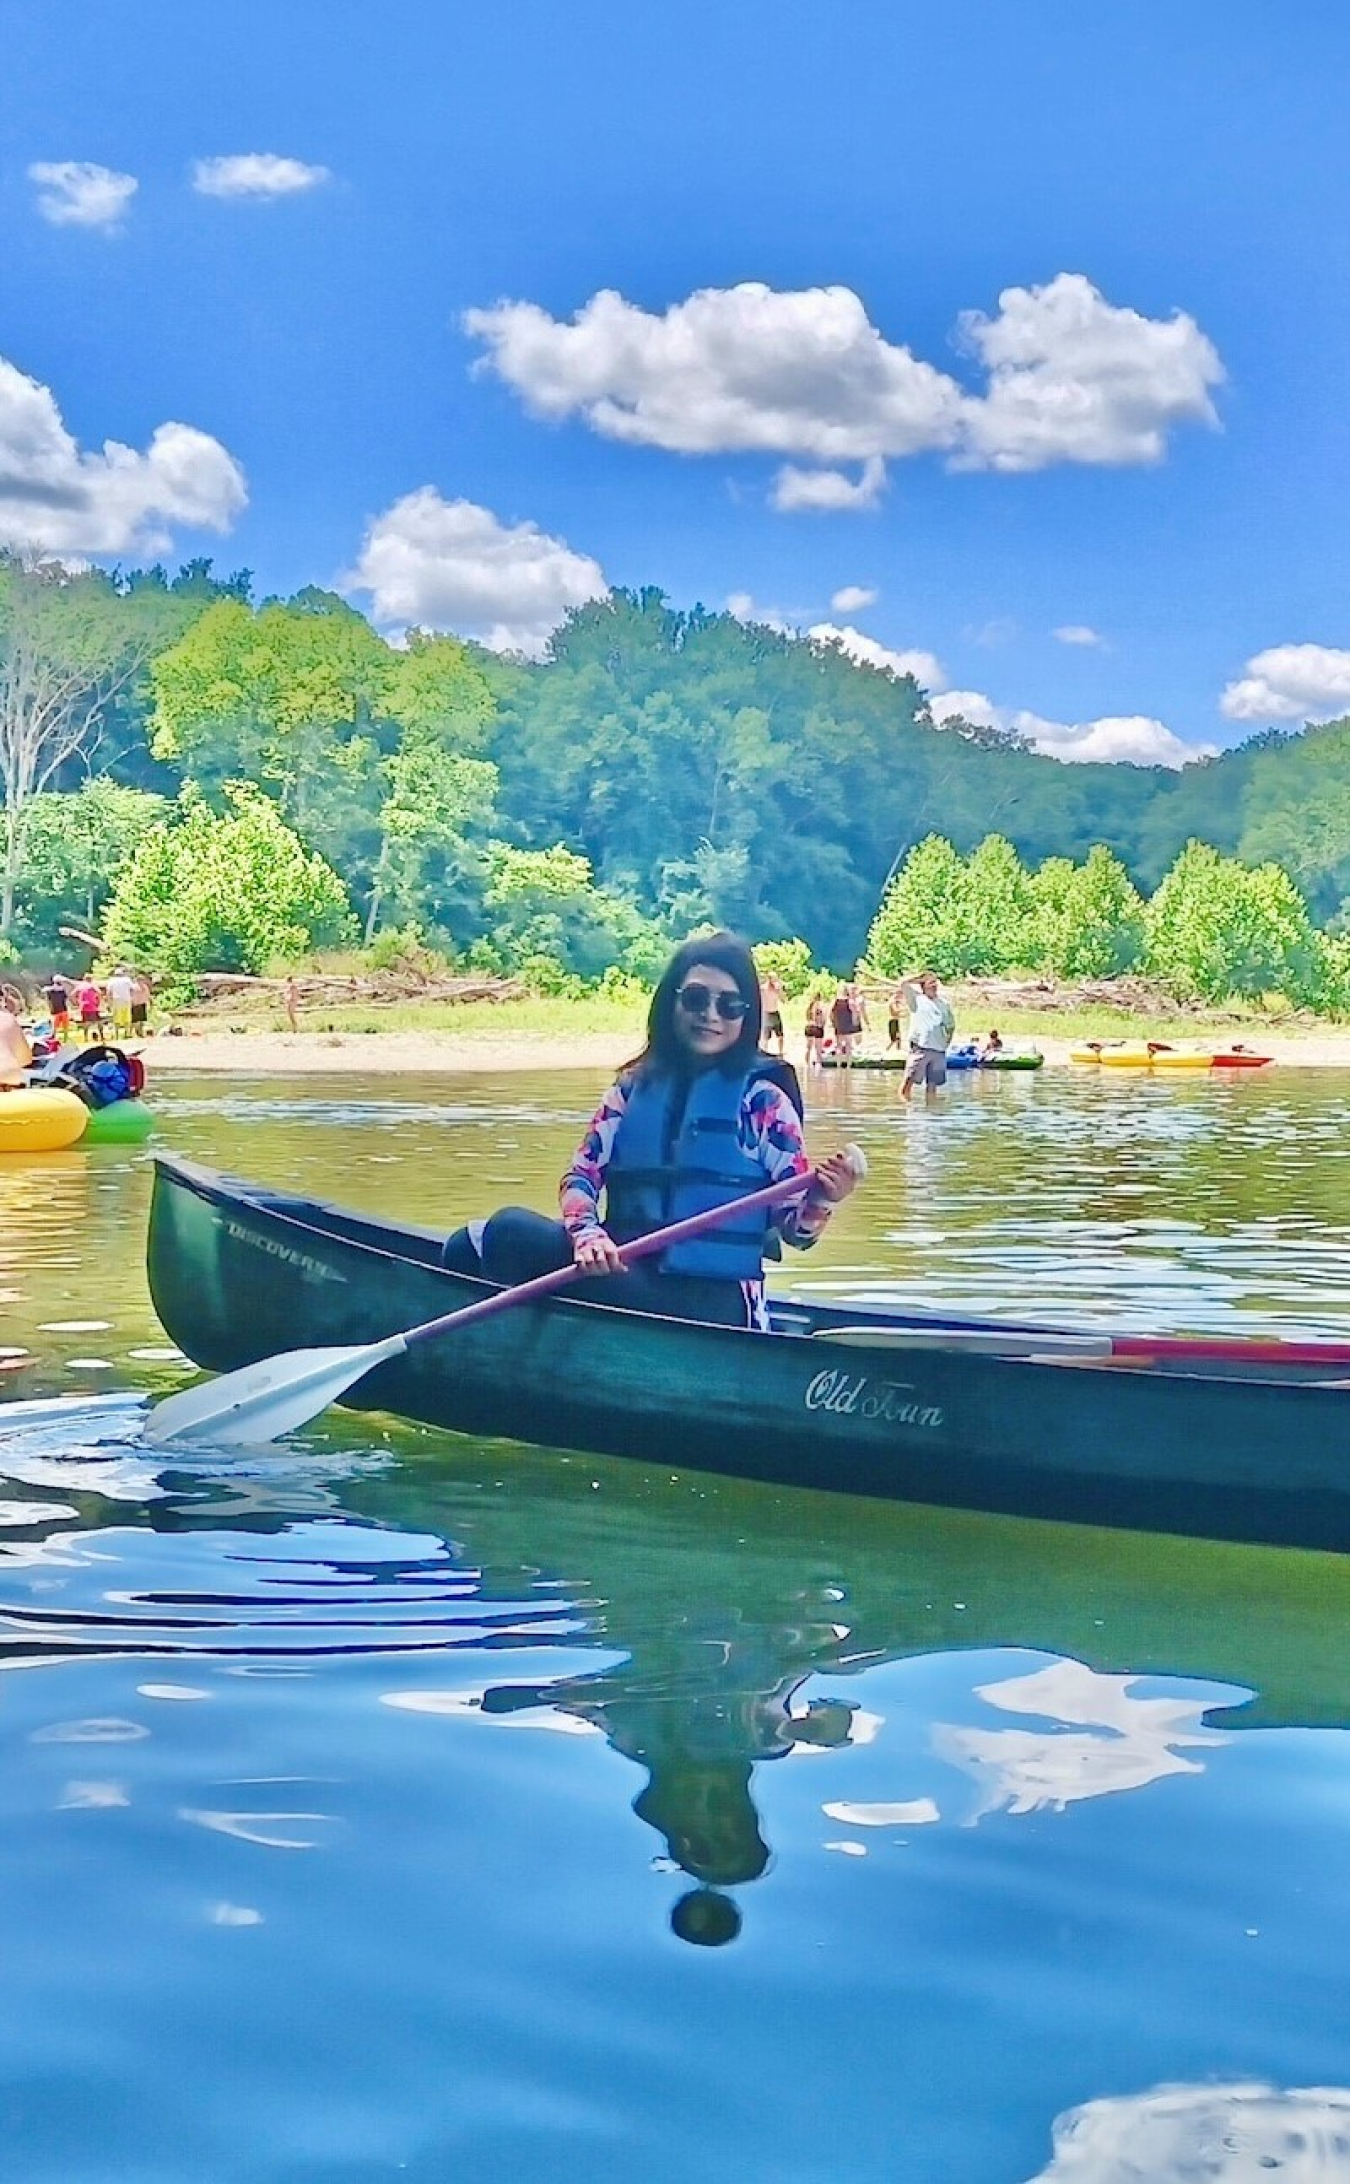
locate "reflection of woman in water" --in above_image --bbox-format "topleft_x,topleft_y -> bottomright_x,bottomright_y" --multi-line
481,1627 -> 859,1945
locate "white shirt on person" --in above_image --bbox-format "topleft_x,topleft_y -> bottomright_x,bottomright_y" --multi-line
904,985 -> 955,1051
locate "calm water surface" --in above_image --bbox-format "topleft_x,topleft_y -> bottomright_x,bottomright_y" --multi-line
2,1067 -> 1350,2182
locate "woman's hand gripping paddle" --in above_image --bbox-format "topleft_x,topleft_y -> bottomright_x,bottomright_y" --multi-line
145,1146 -> 868,1446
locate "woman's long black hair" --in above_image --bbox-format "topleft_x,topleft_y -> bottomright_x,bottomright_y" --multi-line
625,931 -> 763,1078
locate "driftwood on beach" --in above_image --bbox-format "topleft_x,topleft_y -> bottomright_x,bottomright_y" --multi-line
946,975 -> 1308,1021
190,971 -> 528,1007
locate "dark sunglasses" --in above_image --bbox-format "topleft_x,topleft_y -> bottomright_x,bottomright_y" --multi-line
676,982 -> 751,1022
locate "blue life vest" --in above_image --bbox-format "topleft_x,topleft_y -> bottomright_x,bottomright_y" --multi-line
604,1058 -> 802,1281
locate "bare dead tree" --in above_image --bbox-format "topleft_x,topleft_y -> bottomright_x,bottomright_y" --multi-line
0,553 -> 170,936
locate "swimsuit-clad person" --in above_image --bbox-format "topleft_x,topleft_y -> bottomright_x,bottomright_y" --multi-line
803,995 -> 827,1071
829,986 -> 857,1067
440,932 -> 860,1331
760,971 -> 786,1058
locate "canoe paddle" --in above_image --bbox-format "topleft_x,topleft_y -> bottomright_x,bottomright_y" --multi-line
145,1146 -> 868,1447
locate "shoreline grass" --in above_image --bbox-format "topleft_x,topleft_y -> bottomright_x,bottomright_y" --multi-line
172,985 -> 1331,1047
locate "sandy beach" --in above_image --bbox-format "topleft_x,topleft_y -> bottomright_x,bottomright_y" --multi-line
137,1028 -> 1350,1074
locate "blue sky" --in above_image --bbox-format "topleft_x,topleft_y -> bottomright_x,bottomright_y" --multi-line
5,0 -> 1350,765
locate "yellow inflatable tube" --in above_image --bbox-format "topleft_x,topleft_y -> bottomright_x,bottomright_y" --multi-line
0,1088 -> 90,1152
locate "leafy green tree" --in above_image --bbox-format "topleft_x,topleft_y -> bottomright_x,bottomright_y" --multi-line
103,784 -> 356,975
865,833 -> 1036,977
148,594 -> 390,859
367,745 -> 499,942
11,782 -> 168,952
384,630 -> 496,750
963,835 -> 1037,971
1144,840 -> 1323,1003
480,842 -> 666,983
0,554 -> 186,935
1030,844 -> 1145,979
1316,932 -> 1350,1018
1238,717 -> 1350,923
365,634 -> 500,941
865,835 -> 971,977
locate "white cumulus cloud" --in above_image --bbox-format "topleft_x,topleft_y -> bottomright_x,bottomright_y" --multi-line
929,686 -> 1205,767
343,487 -> 606,656
809,624 -> 943,688
1054,623 -> 1102,646
830,584 -> 878,614
1220,642 -> 1350,722
465,274 -> 1223,509
0,356 -> 247,554
956,273 -> 1223,472
28,161 -> 138,231
464,283 -> 965,461
928,687 -> 1002,730
771,457 -> 886,512
192,154 -> 331,200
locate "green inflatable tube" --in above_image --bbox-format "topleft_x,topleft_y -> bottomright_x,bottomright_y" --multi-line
83,1099 -> 155,1144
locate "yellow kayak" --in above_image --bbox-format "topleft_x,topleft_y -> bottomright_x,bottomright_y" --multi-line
1070,1045 -> 1224,1071
0,1088 -> 90,1152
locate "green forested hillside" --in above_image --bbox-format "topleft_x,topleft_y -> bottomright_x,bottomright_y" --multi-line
2,556 -> 1345,973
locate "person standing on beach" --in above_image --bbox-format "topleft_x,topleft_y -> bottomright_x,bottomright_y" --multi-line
107,966 -> 134,1039
130,974 -> 151,1035
45,975 -> 71,1041
899,971 -> 955,1103
760,972 -> 785,1059
74,974 -> 104,1043
886,985 -> 907,1052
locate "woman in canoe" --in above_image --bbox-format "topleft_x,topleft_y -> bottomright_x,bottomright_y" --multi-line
441,932 -> 860,1329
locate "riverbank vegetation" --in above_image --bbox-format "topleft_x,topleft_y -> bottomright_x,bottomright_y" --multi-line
4,553 -> 1350,1017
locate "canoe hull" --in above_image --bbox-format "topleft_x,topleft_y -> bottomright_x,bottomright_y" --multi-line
145,1156 -> 1350,1554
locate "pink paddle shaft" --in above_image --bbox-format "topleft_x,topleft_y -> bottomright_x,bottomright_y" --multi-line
402,1168 -> 829,1353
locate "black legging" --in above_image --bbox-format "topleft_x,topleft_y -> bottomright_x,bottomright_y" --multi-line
440,1207 -> 751,1328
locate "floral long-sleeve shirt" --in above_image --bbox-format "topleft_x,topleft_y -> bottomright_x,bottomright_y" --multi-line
559,1069 -> 831,1330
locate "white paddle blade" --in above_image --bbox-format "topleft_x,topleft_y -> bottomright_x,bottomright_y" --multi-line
144,1337 -> 407,1447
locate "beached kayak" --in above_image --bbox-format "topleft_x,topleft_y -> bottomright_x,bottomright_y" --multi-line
1071,1046 -> 1273,1070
